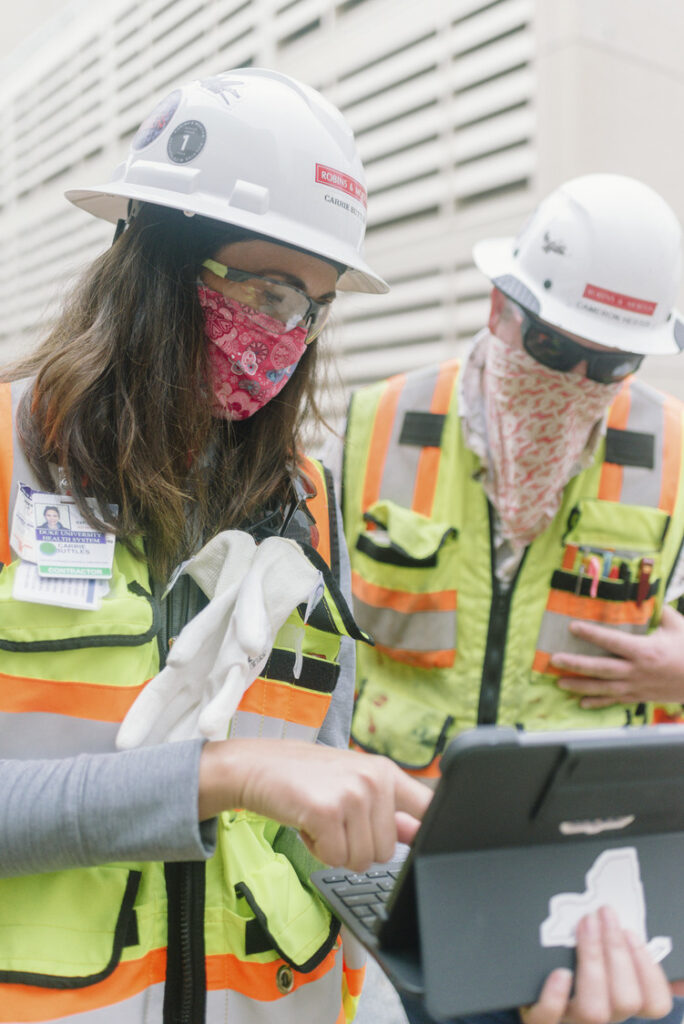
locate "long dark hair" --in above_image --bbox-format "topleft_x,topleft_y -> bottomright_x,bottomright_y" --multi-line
5,203 -> 326,581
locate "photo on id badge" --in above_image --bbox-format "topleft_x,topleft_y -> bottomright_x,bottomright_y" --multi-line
36,504 -> 72,536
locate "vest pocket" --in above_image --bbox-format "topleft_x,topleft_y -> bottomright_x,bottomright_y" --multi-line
351,676 -> 453,770
0,559 -> 159,652
534,498 -> 666,677
0,866 -> 141,986
351,500 -> 458,669
221,813 -> 339,972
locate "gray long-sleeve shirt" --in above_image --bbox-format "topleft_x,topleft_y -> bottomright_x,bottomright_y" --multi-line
0,498 -> 355,877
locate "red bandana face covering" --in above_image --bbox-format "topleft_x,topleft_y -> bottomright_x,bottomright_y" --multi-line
482,332 -> 622,548
198,284 -> 308,421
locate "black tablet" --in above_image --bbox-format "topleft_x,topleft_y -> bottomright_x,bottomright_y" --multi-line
313,725 -> 684,1020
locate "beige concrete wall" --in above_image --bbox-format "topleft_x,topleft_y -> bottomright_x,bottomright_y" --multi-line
0,0 -> 74,61
534,0 -> 684,397
3,0 -> 684,396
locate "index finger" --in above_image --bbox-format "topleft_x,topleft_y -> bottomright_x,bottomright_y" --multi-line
395,810 -> 422,846
394,769 -> 433,821
566,620 -> 642,659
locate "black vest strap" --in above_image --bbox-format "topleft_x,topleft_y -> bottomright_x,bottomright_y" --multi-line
604,428 -> 655,469
399,411 -> 446,448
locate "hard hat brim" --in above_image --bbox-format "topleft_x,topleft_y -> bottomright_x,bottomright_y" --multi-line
65,183 -> 389,295
473,236 -> 684,356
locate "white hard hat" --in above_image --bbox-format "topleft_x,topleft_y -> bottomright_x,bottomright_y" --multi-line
65,68 -> 387,294
473,174 -> 684,355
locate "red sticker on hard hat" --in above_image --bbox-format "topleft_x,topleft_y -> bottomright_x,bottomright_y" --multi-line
315,164 -> 367,208
132,90 -> 181,150
583,284 -> 656,317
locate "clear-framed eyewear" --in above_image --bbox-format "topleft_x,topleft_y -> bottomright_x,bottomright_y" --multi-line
202,259 -> 333,343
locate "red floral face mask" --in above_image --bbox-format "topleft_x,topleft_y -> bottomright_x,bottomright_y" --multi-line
482,331 -> 622,548
198,284 -> 308,421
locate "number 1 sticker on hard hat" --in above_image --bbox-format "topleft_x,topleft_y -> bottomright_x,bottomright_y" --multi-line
167,120 -> 206,163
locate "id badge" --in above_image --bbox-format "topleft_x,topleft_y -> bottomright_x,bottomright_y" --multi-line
9,484 -> 117,608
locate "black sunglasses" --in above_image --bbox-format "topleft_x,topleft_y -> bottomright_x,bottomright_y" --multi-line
517,307 -> 644,384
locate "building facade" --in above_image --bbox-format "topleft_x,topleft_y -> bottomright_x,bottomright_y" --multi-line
1,0 -> 683,409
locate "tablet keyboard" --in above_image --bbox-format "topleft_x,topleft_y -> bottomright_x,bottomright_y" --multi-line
316,865 -> 401,933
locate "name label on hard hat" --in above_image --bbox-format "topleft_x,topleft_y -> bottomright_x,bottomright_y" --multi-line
583,283 -> 656,317
315,163 -> 367,208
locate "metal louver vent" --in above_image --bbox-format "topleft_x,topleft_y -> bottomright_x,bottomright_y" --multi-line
0,0 -> 535,423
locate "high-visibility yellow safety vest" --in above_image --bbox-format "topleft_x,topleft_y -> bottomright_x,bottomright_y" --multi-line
0,380 -> 367,1024
343,360 -> 684,779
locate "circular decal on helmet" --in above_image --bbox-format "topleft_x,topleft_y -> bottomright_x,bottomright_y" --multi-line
132,90 -> 181,151
167,120 -> 207,164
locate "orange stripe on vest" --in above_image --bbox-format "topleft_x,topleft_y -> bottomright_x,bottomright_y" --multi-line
351,571 -> 457,614
0,672 -> 148,721
562,545 -> 578,571
545,590 -> 654,625
412,360 -> 459,517
205,945 -> 339,999
0,662 -> 330,733
0,948 -> 167,1022
533,651 -> 560,675
0,942 -> 344,1020
0,383 -> 13,566
239,675 -> 331,728
659,393 -> 683,514
342,963 -> 365,998
361,375 -> 407,513
652,707 -> 684,724
373,643 -> 455,670
598,385 -> 631,501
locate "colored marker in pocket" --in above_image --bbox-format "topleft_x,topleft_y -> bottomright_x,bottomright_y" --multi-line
585,556 -> 602,598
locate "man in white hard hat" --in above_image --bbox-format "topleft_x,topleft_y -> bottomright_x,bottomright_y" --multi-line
345,173 -> 684,772
343,173 -> 684,1023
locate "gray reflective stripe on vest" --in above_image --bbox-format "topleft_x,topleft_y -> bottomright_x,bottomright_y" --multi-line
375,366 -> 444,509
536,610 -> 649,660
618,381 -> 664,508
0,713 -> 119,758
228,711 -> 317,744
219,955 -> 345,1023
30,983 -> 165,1024
352,596 -> 456,653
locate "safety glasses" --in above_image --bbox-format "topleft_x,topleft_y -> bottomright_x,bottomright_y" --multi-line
517,307 -> 644,383
202,259 -> 333,343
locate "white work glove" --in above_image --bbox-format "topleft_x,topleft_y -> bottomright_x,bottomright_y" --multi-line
116,531 -> 323,748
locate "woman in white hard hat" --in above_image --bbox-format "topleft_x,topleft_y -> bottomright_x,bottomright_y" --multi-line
0,67 -> 430,1024
0,71 -> 669,1024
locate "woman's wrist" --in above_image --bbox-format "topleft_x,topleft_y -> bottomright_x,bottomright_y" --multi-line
197,737 -> 323,822
198,740 -> 245,821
